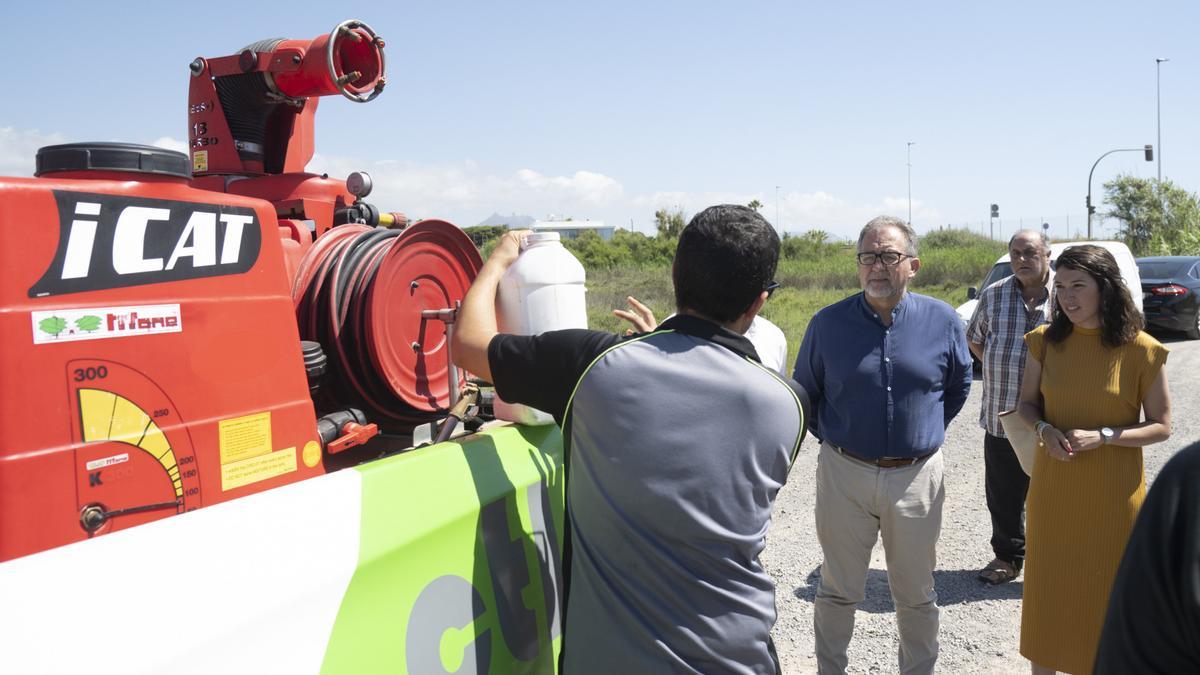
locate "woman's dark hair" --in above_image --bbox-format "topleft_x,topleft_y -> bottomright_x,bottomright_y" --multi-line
1045,245 -> 1142,348
673,204 -> 780,323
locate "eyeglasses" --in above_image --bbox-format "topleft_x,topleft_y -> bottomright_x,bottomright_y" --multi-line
765,281 -> 780,297
1009,248 -> 1046,260
856,251 -> 911,267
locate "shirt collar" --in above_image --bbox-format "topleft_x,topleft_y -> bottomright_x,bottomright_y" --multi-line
1007,273 -> 1051,301
658,314 -> 761,362
856,291 -> 909,323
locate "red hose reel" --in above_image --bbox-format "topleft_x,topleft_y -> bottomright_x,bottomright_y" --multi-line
293,221 -> 482,429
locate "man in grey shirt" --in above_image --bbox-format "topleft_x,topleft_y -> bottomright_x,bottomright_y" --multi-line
453,204 -> 810,673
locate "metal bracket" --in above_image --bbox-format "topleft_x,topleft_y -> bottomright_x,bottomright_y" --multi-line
420,301 -> 462,408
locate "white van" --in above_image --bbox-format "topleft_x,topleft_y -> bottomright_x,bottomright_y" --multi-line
955,241 -> 1143,329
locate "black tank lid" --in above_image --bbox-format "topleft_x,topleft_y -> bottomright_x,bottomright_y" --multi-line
35,142 -> 191,178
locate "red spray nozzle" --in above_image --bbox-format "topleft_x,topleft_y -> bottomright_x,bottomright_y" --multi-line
271,20 -> 386,103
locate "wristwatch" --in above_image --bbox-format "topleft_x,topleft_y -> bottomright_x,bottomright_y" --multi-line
1100,427 -> 1115,444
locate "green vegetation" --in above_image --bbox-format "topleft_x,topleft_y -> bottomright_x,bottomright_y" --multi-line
1103,175 -> 1200,255
567,229 -> 676,269
654,208 -> 687,238
463,225 -> 509,258
468,178 -> 1200,365
461,219 -> 1004,367
579,227 -> 1005,368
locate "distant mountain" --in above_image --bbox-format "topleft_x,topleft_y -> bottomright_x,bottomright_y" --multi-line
475,212 -> 535,229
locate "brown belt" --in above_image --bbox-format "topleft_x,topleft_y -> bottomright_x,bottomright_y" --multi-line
832,443 -> 936,468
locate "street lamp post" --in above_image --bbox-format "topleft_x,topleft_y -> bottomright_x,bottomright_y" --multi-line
1086,145 -> 1154,238
906,142 -> 915,225
775,185 -> 780,230
1156,58 -> 1168,183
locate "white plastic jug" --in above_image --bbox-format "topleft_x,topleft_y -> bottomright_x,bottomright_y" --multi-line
494,232 -> 588,425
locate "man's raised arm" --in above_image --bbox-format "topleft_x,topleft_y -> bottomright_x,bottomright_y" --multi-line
451,230 -> 528,383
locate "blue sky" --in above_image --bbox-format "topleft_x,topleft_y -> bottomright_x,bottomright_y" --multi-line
2,1 -> 1196,240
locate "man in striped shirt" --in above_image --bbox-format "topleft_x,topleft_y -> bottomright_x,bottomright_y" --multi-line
966,229 -> 1052,585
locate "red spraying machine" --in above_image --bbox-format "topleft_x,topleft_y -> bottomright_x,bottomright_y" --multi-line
0,19 -> 484,562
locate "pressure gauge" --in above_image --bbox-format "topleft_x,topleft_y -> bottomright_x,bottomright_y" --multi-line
68,359 -> 201,536
346,171 -> 373,198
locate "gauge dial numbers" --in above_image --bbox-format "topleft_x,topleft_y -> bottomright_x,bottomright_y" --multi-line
68,359 -> 201,535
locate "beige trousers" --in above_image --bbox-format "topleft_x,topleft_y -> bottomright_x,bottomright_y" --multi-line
813,441 -> 944,675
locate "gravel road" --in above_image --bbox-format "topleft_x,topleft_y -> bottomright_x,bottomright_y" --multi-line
763,333 -> 1199,674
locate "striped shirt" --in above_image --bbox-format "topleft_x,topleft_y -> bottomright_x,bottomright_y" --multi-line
966,275 -> 1051,436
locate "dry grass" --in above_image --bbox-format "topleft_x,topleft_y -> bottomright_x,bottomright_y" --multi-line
584,234 -> 1002,367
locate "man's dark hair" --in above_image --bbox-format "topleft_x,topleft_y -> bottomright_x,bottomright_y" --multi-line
673,204 -> 780,323
1046,244 -> 1143,348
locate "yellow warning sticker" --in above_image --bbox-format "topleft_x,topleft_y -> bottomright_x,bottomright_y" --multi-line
193,150 -> 208,173
302,440 -> 322,468
219,412 -> 272,465
221,447 -> 297,491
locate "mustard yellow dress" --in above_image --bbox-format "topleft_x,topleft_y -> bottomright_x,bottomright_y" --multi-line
1019,325 -> 1168,673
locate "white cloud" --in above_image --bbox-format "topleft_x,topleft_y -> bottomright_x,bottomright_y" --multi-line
630,189 -> 942,239
0,126 -> 940,237
305,152 -> 625,224
151,136 -> 189,154
0,129 -> 196,177
633,191 -> 748,211
0,127 -> 68,177
778,192 -> 941,238
516,169 -> 623,203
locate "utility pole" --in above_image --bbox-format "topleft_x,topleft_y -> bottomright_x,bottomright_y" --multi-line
906,142 -> 915,225
1087,145 -> 1154,238
1156,58 -> 1169,183
775,185 -> 780,229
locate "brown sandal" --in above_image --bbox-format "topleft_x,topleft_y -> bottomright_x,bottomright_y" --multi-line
978,558 -> 1020,585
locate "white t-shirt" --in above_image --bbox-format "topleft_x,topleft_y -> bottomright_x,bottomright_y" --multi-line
659,312 -> 789,377
744,315 -> 788,377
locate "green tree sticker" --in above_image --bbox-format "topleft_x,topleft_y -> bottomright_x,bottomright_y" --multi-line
75,315 -> 101,332
39,316 -> 67,337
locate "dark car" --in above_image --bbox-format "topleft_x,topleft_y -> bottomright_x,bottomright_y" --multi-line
1137,256 -> 1200,339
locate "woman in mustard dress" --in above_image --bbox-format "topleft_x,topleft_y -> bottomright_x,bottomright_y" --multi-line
1016,245 -> 1172,675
